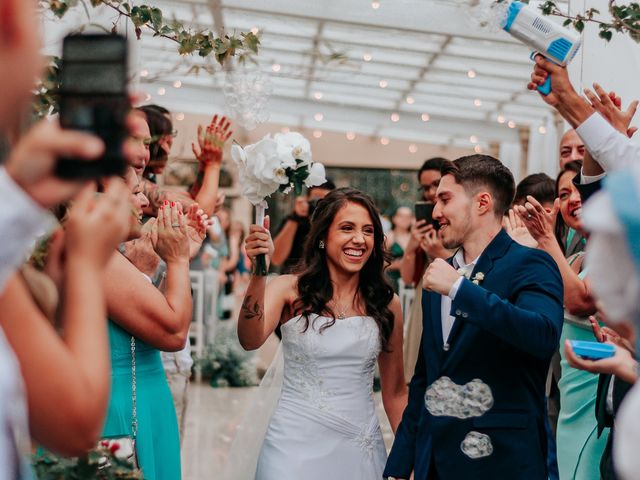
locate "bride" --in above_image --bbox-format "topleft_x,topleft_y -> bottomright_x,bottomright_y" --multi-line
237,187 -> 408,479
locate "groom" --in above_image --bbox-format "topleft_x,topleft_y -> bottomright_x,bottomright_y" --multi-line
384,155 -> 564,479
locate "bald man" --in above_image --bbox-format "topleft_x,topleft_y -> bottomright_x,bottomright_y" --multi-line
559,129 -> 585,168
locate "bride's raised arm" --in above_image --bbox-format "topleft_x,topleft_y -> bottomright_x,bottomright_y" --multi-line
378,295 -> 408,433
238,218 -> 295,350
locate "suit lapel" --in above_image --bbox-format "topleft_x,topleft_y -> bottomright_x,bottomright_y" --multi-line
442,230 -> 513,367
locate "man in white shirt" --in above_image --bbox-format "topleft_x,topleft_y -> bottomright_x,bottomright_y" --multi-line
529,55 -> 640,480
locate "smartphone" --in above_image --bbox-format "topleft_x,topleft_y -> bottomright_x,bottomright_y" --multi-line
56,34 -> 130,179
570,340 -> 615,360
414,201 -> 439,230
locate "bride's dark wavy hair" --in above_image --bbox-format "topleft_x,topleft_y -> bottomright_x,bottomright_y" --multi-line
292,187 -> 395,351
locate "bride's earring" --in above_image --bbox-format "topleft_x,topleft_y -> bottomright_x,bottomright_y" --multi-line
319,240 -> 325,249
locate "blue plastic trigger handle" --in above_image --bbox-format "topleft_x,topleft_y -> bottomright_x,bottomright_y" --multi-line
538,75 -> 552,96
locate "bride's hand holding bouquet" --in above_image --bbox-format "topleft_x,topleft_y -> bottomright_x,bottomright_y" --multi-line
232,131 -> 326,275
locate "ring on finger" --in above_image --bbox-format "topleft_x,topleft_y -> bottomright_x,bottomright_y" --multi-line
171,223 -> 180,228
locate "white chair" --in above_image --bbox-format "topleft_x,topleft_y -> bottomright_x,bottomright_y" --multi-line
398,279 -> 415,338
202,268 -> 220,345
189,270 -> 205,382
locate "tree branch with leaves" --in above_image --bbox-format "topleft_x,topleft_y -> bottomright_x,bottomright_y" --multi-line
40,1 -> 260,63
536,0 -> 640,42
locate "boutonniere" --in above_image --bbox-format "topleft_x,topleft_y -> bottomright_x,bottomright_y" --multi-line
471,272 -> 485,285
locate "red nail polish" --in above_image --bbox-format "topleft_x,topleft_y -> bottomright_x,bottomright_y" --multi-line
164,200 -> 169,206
171,201 -> 175,207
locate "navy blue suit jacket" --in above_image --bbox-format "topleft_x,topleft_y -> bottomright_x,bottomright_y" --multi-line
384,230 -> 564,480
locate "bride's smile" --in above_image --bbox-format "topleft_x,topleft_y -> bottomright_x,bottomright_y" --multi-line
324,202 -> 375,273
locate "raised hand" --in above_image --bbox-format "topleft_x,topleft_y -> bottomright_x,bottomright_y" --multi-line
153,201 -> 190,264
191,114 -> 233,167
5,120 -> 104,208
184,203 -> 212,259
245,216 -> 274,268
504,208 -> 538,248
65,179 -> 131,268
583,83 -> 638,137
527,55 -> 576,108
514,196 -> 557,245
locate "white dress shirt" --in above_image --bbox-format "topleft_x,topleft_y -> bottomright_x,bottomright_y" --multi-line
440,249 -> 478,346
0,167 -> 54,293
576,112 -> 640,172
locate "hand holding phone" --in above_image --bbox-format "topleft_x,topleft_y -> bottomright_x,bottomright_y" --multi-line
56,34 -> 130,179
414,201 -> 439,230
570,340 -> 616,361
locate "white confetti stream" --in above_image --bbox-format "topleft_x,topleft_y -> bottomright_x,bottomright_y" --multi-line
224,67 -> 272,130
425,376 -> 494,419
461,431 -> 494,459
462,0 -> 511,33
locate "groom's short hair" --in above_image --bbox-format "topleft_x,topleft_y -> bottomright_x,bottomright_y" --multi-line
441,155 -> 515,217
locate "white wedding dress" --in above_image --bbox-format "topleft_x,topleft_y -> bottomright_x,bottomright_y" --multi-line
254,313 -> 387,480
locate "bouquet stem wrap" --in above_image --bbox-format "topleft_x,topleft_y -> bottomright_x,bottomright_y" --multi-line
254,202 -> 268,276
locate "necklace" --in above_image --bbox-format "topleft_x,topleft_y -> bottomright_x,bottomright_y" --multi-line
331,296 -> 353,320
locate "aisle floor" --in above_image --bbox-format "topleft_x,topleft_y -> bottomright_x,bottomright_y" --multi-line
181,382 -> 394,479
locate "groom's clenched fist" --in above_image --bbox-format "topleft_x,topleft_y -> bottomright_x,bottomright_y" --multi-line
423,258 -> 460,296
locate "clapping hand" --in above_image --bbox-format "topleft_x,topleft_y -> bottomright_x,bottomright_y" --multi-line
514,196 -> 558,245
423,258 -> 460,296
245,216 -> 274,268
153,201 -> 190,263
503,208 -> 537,248
185,204 -> 212,259
192,114 -> 233,167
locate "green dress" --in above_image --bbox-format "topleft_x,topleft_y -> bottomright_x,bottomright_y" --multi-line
556,260 -> 608,480
102,321 -> 181,479
386,241 -> 404,293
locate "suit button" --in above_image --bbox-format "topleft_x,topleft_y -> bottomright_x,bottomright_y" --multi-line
462,313 -> 469,318
443,343 -> 450,351
455,310 -> 462,316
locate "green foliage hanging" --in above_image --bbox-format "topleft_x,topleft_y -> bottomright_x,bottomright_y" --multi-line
39,1 -> 261,64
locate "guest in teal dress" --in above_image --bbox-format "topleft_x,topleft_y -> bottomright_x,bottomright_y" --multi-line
103,165 -> 196,479
556,255 -> 607,480
384,206 -> 412,292
517,162 -> 607,480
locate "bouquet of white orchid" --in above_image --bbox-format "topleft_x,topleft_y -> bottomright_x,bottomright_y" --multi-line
232,131 -> 326,275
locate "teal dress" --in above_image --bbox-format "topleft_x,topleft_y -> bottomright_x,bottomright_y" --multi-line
102,321 -> 181,479
556,260 -> 607,480
386,241 -> 404,293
